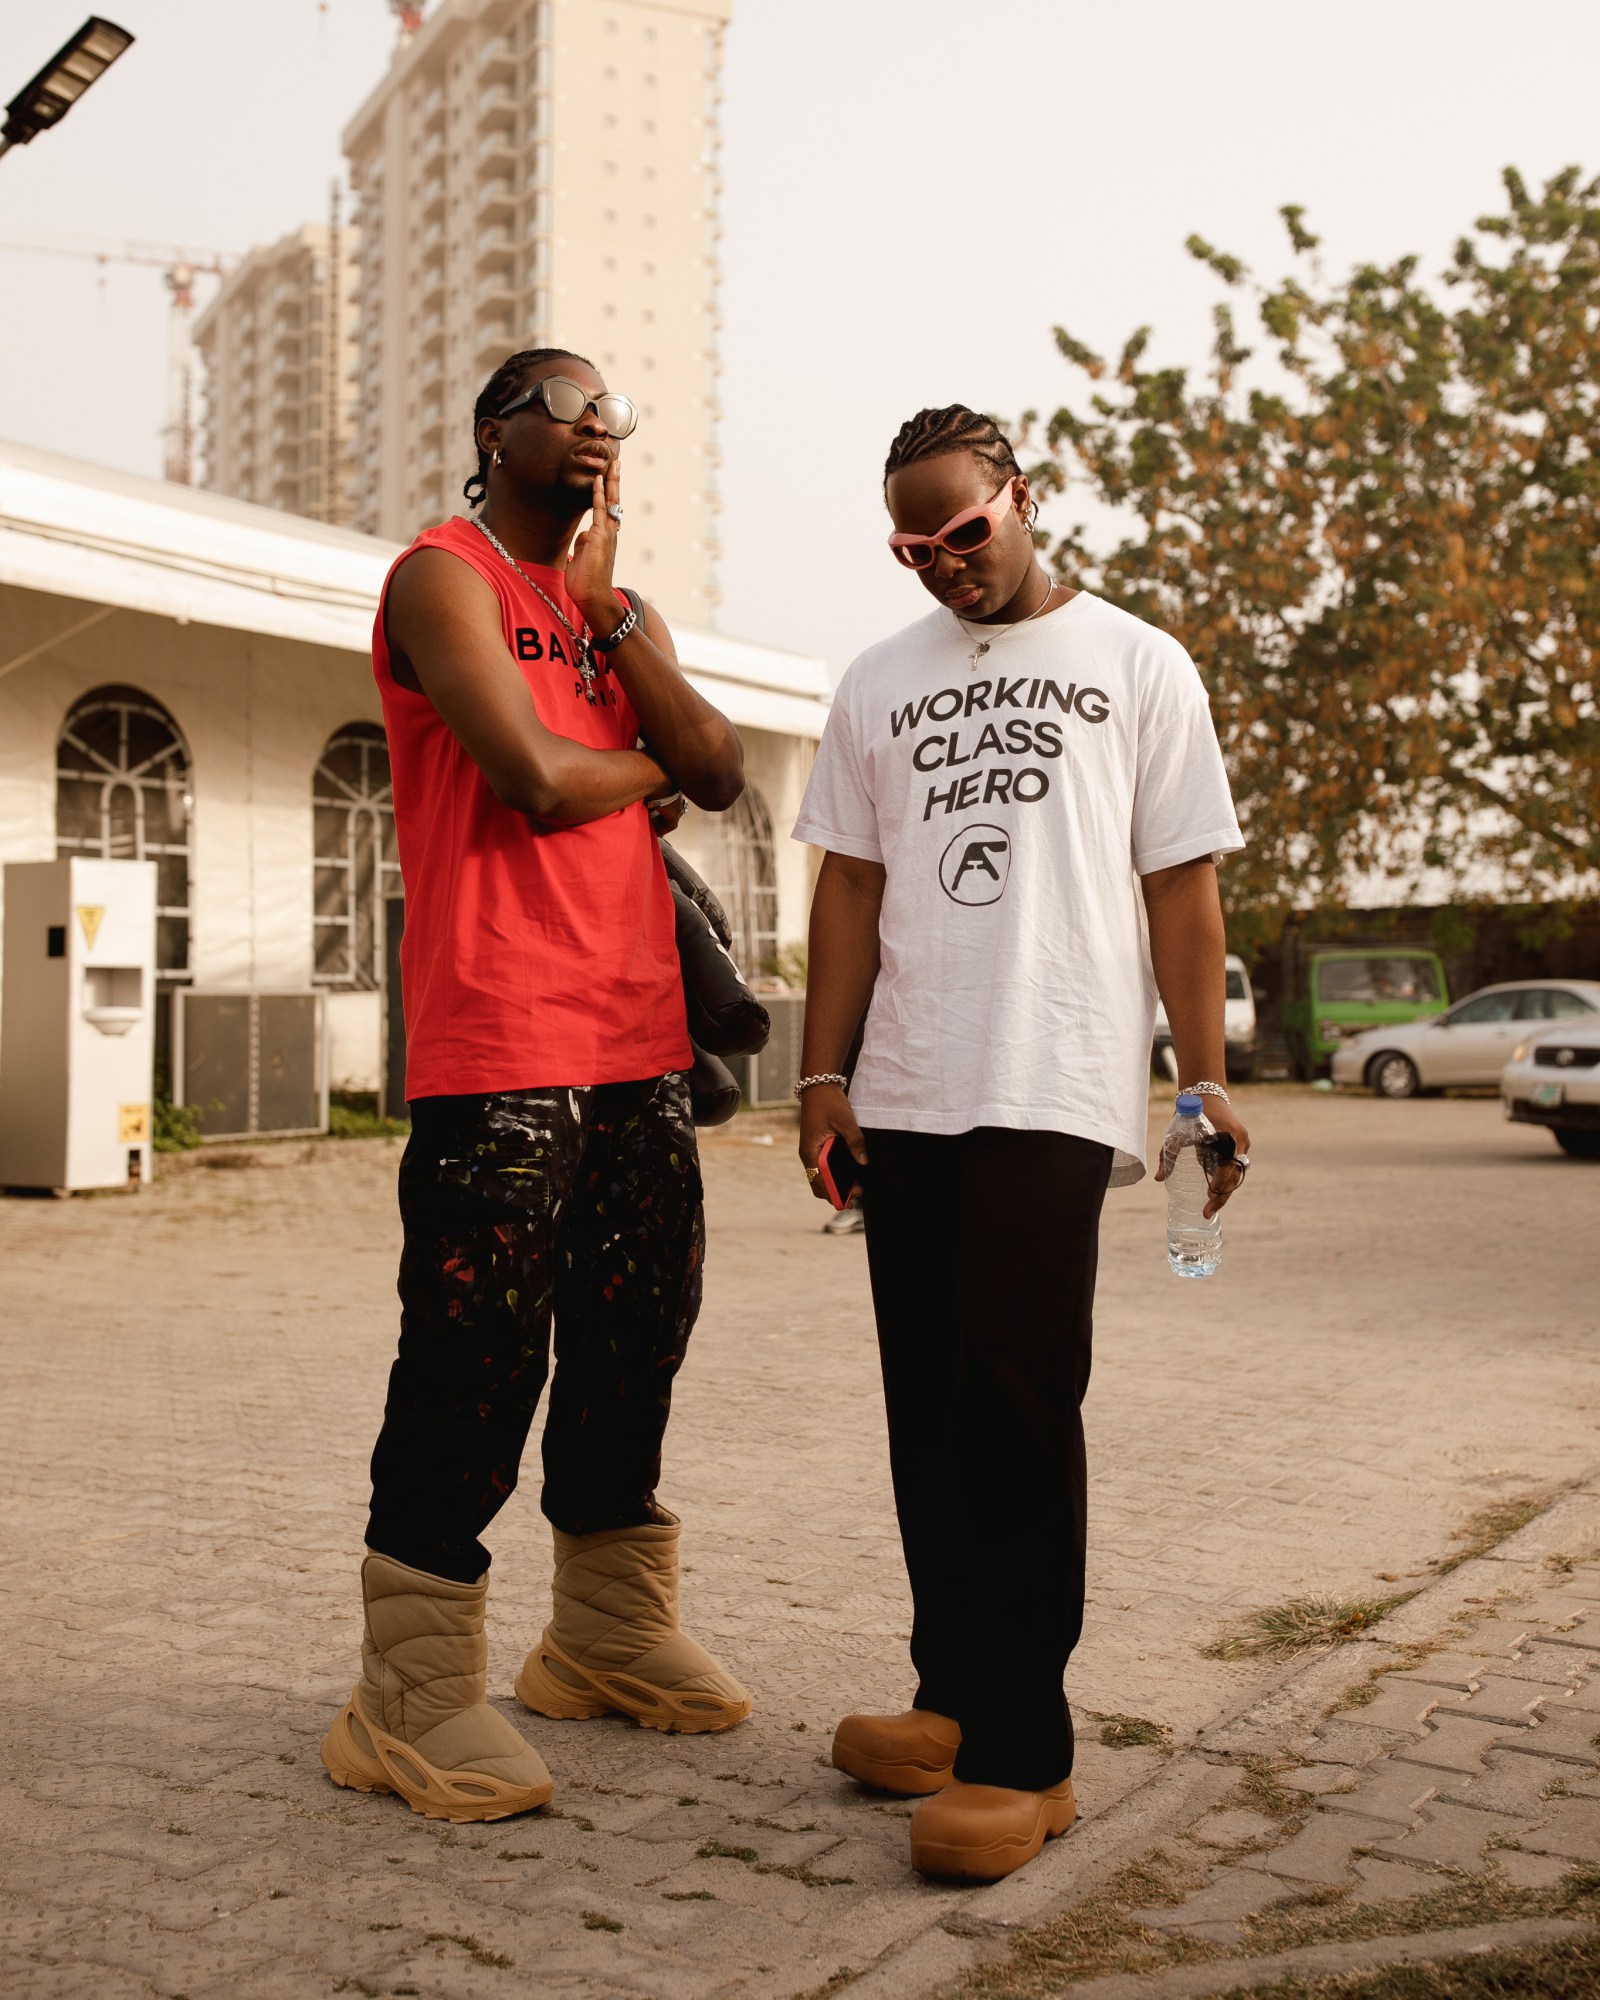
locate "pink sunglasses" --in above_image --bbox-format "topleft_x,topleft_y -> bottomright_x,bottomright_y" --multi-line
888,478 -> 1021,570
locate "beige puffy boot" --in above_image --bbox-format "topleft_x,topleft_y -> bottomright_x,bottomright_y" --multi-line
515,1517 -> 751,1734
320,1552 -> 553,1822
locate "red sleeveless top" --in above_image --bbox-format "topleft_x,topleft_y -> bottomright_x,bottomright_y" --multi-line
374,516 -> 689,1100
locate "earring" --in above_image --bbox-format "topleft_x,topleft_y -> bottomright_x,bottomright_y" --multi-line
492,448 -> 504,467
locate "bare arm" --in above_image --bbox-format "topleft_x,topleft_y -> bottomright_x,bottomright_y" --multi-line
387,548 -> 668,826
797,850 -> 885,1197
567,460 -> 745,811
1141,854 -> 1250,1211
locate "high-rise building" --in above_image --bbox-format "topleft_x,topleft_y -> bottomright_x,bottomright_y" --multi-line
193,225 -> 359,524
342,0 -> 730,625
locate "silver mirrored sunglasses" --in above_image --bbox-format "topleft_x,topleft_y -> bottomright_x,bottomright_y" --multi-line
499,375 -> 638,440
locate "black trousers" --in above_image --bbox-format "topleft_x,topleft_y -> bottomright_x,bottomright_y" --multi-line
861,1126 -> 1112,1791
367,1075 -> 704,1584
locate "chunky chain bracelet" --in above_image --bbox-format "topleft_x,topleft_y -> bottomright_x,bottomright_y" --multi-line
793,1073 -> 848,1099
1180,1079 -> 1231,1103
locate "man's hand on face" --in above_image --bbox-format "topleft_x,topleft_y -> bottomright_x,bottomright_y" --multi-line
798,1084 -> 868,1203
568,457 -> 622,631
1154,1096 -> 1251,1220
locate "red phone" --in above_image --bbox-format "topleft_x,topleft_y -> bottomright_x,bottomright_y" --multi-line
815,1133 -> 866,1211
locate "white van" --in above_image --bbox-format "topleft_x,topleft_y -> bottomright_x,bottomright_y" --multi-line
1152,953 -> 1257,1082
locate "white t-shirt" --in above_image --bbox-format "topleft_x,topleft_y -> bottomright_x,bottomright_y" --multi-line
792,591 -> 1244,1185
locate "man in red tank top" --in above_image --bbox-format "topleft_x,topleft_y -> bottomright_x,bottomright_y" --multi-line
320,350 -> 751,1824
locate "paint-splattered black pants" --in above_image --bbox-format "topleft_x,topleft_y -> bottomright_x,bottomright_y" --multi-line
366,1075 -> 705,1584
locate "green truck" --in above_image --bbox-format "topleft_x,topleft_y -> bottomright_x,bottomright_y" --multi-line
1280,940 -> 1450,1079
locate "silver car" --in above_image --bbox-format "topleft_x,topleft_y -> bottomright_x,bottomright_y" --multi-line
1500,1018 -> 1600,1159
1330,979 -> 1600,1098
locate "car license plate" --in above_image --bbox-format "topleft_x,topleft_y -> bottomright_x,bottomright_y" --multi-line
1531,1082 -> 1564,1108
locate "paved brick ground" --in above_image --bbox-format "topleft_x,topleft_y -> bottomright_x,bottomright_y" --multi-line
1041,1532 -> 1600,2000
1,1087 -> 1597,1997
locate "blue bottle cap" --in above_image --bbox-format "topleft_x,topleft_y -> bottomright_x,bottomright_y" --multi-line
1175,1093 -> 1203,1116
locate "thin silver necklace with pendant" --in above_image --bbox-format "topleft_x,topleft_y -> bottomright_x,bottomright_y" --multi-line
472,516 -> 600,705
955,570 -> 1061,669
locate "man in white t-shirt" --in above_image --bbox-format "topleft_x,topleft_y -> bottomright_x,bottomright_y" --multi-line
792,403 -> 1250,1883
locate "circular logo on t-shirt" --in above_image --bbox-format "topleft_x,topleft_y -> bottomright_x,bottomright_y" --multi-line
939,823 -> 1012,905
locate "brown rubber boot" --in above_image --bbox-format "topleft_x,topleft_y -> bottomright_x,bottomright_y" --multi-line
515,1517 -> 751,1734
908,1776 -> 1077,1880
320,1552 -> 553,1823
832,1709 -> 961,1794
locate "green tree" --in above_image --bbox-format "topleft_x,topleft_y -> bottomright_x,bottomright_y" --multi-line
1024,167 -> 1600,953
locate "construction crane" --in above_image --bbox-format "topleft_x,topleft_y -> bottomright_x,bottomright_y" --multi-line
0,230 -> 235,484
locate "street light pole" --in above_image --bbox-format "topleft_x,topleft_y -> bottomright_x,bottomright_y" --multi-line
0,18 -> 134,162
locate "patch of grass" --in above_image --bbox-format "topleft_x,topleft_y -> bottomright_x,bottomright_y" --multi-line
1547,1551 -> 1578,1574
328,1096 -> 410,1141
764,1862 -> 854,1888
695,1835 -> 852,1889
1210,1930 -> 1600,1999
367,1921 -> 401,1932
332,1982 -> 378,1998
423,1931 -> 513,1970
1096,1712 -> 1173,1751
1247,1861 -> 1600,1956
677,1795 -> 698,1807
495,1848 -> 541,1861
1430,1490 -> 1553,1576
662,1889 -> 717,1902
949,1846 -> 1221,1995
581,1911 -> 623,1933
1204,1593 -> 1413,1660
793,1971 -> 859,2000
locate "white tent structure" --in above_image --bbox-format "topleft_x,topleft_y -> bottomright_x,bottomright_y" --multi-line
0,440 -> 829,1101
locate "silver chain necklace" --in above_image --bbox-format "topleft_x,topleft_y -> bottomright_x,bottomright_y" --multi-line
955,569 -> 1061,668
472,516 -> 599,704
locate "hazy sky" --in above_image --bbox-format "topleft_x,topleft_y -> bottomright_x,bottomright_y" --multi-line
3,1 -> 1599,678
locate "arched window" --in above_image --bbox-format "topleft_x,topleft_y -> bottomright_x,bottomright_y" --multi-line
313,723 -> 401,990
698,786 -> 778,977
56,684 -> 193,980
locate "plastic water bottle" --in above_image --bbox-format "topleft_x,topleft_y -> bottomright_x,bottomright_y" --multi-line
1164,1092 -> 1221,1279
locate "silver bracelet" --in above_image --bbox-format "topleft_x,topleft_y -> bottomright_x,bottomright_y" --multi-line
1181,1079 -> 1231,1103
596,602 -> 639,651
794,1073 -> 848,1099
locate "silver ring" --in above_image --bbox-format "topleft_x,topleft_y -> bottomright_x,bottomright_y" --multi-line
1235,1154 -> 1251,1172
607,503 -> 624,523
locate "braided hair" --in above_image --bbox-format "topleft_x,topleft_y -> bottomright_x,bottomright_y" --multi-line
883,403 -> 1023,492
462,346 -> 594,507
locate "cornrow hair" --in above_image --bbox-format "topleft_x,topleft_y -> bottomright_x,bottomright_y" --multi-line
882,403 -> 1022,491
462,346 -> 594,507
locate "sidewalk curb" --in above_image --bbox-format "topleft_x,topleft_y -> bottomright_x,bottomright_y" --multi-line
836,1466 -> 1600,2000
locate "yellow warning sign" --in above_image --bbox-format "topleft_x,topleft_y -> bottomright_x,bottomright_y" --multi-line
76,904 -> 105,950
119,1103 -> 151,1145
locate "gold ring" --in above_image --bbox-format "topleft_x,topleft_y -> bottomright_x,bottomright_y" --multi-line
805,1167 -> 820,1181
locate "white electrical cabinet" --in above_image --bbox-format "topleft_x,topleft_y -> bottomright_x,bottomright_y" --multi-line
0,858 -> 157,1192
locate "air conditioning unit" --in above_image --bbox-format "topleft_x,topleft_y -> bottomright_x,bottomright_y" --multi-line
172,989 -> 328,1140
